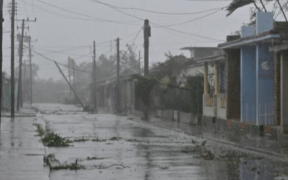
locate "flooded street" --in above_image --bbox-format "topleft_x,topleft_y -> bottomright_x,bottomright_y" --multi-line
0,104 -> 287,180
2,1 -> 288,179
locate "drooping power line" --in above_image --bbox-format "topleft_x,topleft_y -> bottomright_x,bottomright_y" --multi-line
90,0 -> 224,41
89,1 -> 227,15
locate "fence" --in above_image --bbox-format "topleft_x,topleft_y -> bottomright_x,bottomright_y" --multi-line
243,102 -> 274,125
258,103 -> 274,125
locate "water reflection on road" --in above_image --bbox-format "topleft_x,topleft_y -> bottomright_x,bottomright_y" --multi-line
1,104 -> 285,180
39,104 -> 287,180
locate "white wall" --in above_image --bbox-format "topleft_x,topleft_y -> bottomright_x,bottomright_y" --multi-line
217,94 -> 227,119
203,95 -> 215,117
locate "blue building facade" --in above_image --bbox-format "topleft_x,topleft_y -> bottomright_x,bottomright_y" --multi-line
219,12 -> 280,125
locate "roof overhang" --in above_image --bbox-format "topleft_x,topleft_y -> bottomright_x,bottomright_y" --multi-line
195,54 -> 226,64
269,44 -> 288,52
219,33 -> 280,49
180,47 -> 218,51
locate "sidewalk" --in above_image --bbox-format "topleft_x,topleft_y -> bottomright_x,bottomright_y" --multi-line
0,115 -> 48,180
1,104 -> 37,117
129,115 -> 288,162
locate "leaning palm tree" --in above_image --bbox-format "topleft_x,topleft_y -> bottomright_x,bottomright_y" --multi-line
226,0 -> 287,23
226,0 -> 261,17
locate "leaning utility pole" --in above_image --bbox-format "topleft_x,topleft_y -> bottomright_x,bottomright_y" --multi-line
17,19 -> 25,111
116,38 -> 120,114
143,19 -> 151,120
11,0 -> 15,117
72,59 -> 76,92
54,61 -> 84,107
93,41 -> 97,112
0,0 -> 4,126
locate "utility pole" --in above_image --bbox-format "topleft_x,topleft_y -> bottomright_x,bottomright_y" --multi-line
93,41 -> 97,112
28,37 -> 32,105
116,38 -> 120,114
16,18 -> 36,110
143,19 -> 151,120
54,61 -> 84,107
0,0 -> 4,126
72,59 -> 76,93
68,57 -> 71,101
17,19 -> 25,111
139,50 -> 141,74
23,61 -> 26,102
11,0 -> 15,117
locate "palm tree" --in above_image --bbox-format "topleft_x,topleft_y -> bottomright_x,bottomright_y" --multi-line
226,0 -> 287,23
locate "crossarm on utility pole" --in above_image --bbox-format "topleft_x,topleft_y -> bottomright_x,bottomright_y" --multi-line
54,61 -> 84,107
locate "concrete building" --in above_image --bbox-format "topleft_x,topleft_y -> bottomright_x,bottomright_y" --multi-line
195,51 -> 227,120
269,44 -> 288,134
180,47 -> 221,77
218,12 -> 288,135
92,69 -> 138,115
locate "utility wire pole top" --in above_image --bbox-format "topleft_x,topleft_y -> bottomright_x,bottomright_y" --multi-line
144,19 -> 151,39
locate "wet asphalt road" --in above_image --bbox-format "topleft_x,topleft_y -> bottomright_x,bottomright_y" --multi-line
1,104 -> 287,180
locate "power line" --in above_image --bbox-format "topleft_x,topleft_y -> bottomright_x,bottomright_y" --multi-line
71,53 -> 92,60
35,0 -> 142,25
24,0 -> 105,22
122,28 -> 142,57
90,0 -> 224,41
32,49 -> 91,74
164,8 -> 224,27
32,45 -> 91,55
91,1 -> 226,15
31,0 -> 36,17
21,0 -> 29,17
187,0 -> 231,1
129,28 -> 142,45
33,49 -> 133,83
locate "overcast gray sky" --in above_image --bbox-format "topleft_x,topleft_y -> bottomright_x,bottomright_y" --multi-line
2,0 -> 279,80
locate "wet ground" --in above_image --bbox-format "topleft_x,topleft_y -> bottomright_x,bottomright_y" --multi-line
1,104 -> 288,180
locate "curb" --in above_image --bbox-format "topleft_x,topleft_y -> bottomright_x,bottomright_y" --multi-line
128,117 -> 288,163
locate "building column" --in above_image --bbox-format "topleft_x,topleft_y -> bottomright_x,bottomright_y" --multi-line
274,52 -> 281,126
214,62 -> 219,95
226,49 -> 241,121
204,62 -> 208,95
281,51 -> 288,133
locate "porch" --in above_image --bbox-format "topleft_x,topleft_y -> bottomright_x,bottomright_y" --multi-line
196,53 -> 227,120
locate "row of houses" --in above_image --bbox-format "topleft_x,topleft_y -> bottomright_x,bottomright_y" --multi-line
92,12 -> 288,138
